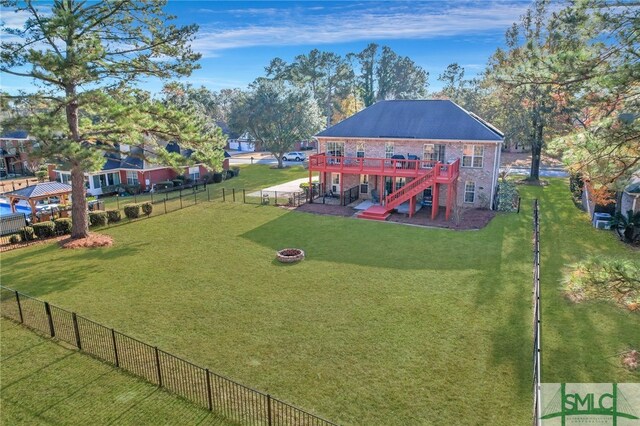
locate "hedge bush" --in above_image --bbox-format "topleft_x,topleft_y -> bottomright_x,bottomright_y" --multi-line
496,182 -> 520,212
106,209 -> 122,223
140,202 -> 153,216
89,210 -> 108,227
123,203 -> 141,219
171,179 -> 183,187
33,221 -> 56,238
20,226 -> 36,241
9,234 -> 21,244
54,218 -> 72,234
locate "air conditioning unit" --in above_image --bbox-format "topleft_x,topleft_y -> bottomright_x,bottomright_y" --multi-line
595,220 -> 611,230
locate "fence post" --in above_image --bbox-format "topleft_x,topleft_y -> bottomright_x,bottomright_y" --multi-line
194,190 -> 197,205
180,191 -> 183,209
134,194 -> 138,204
111,329 -> 119,367
267,394 -> 273,426
232,188 -> 236,202
151,192 -> 154,204
72,312 -> 81,349
116,196 -> 120,210
155,346 -> 162,386
207,187 -> 211,202
163,199 -> 167,214
205,368 -> 213,411
222,188 -> 226,202
44,302 -> 55,337
15,291 -> 23,323
275,191 -> 278,205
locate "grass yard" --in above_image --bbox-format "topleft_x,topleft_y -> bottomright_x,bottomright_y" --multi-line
99,164 -> 309,211
1,174 -> 637,425
0,318 -> 231,425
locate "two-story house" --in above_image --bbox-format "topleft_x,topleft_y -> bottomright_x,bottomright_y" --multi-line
308,100 -> 503,221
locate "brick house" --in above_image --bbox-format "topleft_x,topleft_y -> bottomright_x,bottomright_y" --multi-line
50,142 -> 230,196
0,130 -> 35,177
308,100 -> 503,220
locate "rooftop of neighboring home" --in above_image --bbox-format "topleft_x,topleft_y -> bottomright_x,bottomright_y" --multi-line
316,100 -> 503,142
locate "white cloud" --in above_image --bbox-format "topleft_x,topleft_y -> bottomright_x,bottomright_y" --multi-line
192,2 -> 528,57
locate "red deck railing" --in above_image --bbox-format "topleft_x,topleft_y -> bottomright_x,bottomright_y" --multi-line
309,154 -> 460,182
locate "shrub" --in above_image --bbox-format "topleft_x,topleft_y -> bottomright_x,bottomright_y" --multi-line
155,181 -> 174,191
123,203 -> 141,219
172,179 -> 183,187
9,234 -> 21,244
89,210 -> 108,227
33,221 -> 56,238
106,209 -> 122,223
496,182 -> 520,212
20,226 -> 36,241
54,218 -> 72,234
140,202 -> 153,216
225,169 -> 235,179
563,257 -> 640,311
212,173 -> 223,183
35,169 -> 48,182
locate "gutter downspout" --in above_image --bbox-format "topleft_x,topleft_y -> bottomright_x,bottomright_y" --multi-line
490,142 -> 501,210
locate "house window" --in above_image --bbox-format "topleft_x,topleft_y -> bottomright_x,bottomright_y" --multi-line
327,141 -> 344,157
423,144 -> 446,163
126,171 -> 139,185
464,181 -> 476,203
332,173 -> 340,185
360,174 -> 369,193
57,172 -> 71,184
109,172 -> 120,186
356,142 -> 365,158
188,166 -> 200,181
385,142 -> 394,158
462,145 -> 484,168
92,175 -> 102,189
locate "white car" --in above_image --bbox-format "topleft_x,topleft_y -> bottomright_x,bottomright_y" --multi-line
282,152 -> 306,162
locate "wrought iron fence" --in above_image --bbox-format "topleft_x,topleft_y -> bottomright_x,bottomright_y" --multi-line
532,199 -> 542,426
0,286 -> 338,426
220,188 -> 307,207
341,185 -> 360,206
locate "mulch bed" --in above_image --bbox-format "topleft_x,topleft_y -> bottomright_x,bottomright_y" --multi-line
295,203 -> 355,217
60,234 -> 113,249
387,207 -> 496,230
295,204 -> 497,230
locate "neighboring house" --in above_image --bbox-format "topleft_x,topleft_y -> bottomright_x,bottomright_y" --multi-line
0,130 -> 36,177
619,177 -> 640,214
50,142 -> 230,196
308,100 -> 503,221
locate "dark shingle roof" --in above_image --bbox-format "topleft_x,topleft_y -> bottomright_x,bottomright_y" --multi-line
0,130 -> 29,139
7,182 -> 72,198
316,100 -> 503,142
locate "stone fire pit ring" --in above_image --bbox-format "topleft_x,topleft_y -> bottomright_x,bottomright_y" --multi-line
276,248 -> 305,263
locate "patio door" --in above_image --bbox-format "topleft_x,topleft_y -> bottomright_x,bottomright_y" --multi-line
360,175 -> 369,194
331,173 -> 340,193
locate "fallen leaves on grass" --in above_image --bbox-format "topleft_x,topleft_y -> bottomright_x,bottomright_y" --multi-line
60,234 -> 113,249
622,350 -> 638,371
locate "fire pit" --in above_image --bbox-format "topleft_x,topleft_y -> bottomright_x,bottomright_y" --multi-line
276,248 -> 305,263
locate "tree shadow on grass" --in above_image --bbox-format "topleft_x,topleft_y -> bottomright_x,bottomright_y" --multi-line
241,210 -> 504,271
0,242 -> 145,298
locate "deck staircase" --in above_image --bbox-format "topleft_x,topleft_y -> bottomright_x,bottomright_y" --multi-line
357,169 -> 435,221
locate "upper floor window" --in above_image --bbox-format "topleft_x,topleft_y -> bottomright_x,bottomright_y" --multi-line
356,142 -> 365,158
423,144 -> 446,163
327,141 -> 344,157
462,144 -> 484,168
385,142 -> 394,158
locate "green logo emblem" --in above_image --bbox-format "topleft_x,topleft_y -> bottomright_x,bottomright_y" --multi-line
541,383 -> 639,425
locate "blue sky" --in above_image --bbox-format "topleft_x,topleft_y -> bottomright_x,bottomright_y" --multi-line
1,1 -> 532,94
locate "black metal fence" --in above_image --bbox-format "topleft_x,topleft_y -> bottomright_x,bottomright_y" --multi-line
0,286 -> 337,426
341,185 -> 360,207
220,188 -> 307,207
532,199 -> 541,426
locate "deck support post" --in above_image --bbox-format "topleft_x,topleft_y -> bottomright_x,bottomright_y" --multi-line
409,195 -> 416,218
445,183 -> 454,220
308,171 -> 313,203
432,183 -> 440,219
339,173 -> 344,205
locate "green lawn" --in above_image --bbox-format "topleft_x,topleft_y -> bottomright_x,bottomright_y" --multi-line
99,164 -> 309,211
1,175 -> 637,425
0,318 -> 232,425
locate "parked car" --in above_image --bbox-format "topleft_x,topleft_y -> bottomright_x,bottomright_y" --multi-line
282,152 -> 306,161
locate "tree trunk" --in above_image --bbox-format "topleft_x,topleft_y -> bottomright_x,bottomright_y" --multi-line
70,163 -> 89,239
276,153 -> 284,169
528,111 -> 543,182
